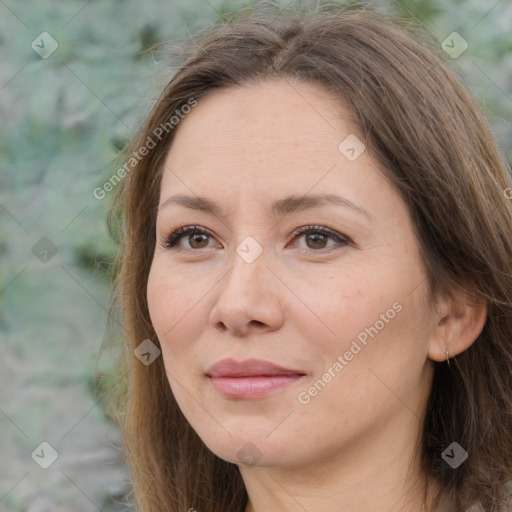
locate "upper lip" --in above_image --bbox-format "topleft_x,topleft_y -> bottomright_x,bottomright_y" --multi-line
206,358 -> 306,378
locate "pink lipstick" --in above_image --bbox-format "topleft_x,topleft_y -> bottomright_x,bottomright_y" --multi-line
206,358 -> 306,399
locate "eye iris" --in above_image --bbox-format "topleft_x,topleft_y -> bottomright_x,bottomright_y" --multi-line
306,233 -> 327,249
189,233 -> 209,248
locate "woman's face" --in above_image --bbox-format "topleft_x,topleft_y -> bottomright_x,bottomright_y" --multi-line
147,79 -> 439,469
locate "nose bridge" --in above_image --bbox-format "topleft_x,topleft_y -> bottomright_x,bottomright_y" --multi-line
209,233 -> 284,334
222,235 -> 268,297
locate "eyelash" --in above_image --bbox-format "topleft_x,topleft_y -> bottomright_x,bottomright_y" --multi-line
161,224 -> 350,255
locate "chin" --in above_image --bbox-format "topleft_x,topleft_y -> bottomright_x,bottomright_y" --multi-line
199,428 -> 299,468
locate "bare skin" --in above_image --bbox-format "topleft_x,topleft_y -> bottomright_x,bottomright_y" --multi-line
147,79 -> 487,512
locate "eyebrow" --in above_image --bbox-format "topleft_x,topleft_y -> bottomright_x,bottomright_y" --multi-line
159,193 -> 374,221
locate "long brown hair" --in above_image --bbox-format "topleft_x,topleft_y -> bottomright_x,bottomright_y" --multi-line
107,2 -> 512,510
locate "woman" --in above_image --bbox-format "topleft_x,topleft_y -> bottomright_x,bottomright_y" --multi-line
107,2 -> 512,511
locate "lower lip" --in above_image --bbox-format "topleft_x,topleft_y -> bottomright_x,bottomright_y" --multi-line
209,375 -> 304,399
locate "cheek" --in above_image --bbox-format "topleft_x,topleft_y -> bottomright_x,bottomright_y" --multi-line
295,270 -> 395,353
147,262 -> 172,335
302,266 -> 426,392
147,261 -> 203,355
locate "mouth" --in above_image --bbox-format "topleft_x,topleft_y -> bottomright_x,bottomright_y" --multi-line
208,375 -> 306,399
206,358 -> 306,399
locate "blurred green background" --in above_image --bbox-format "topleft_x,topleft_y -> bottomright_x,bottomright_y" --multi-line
1,0 -> 511,510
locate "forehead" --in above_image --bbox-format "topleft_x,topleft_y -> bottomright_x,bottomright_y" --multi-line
156,80 -> 414,250
161,79 -> 368,191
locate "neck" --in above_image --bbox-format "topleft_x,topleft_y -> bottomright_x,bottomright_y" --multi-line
241,412 -> 438,512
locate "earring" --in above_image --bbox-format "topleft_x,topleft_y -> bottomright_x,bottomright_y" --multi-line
445,343 -> 450,366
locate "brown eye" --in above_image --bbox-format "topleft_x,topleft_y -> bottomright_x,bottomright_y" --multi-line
161,224 -> 349,254
163,226 -> 217,250
290,225 -> 349,253
187,233 -> 210,249
305,232 -> 329,249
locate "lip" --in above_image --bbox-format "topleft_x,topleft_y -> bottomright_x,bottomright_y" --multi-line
206,358 -> 305,378
206,358 -> 306,399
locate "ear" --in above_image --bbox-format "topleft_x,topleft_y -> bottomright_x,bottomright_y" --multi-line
427,288 -> 488,362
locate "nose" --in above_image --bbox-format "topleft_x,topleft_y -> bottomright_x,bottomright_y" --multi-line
208,244 -> 285,337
